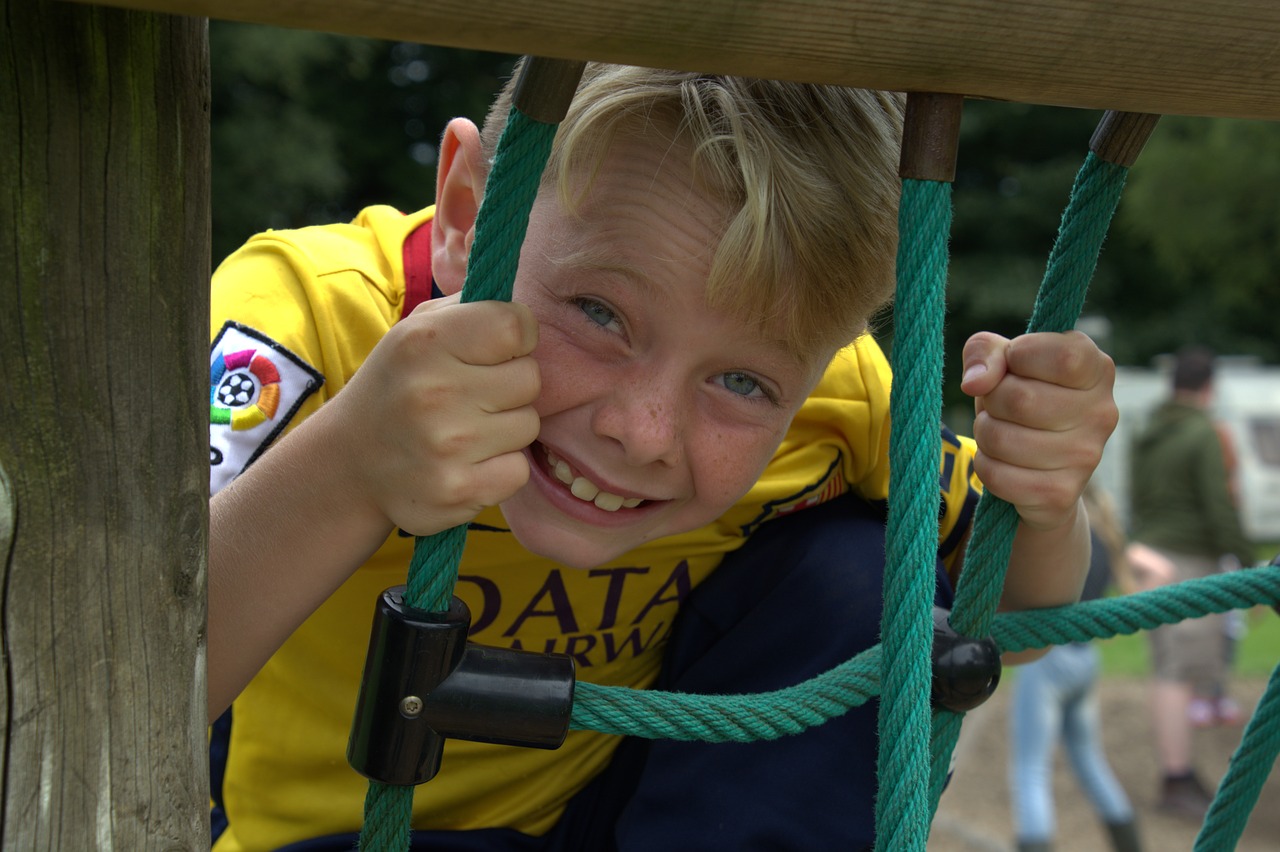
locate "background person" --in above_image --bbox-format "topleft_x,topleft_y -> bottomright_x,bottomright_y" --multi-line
1007,482 -> 1143,852
1127,344 -> 1254,819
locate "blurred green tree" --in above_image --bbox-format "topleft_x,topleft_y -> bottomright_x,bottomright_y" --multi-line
1100,116 -> 1280,365
208,27 -> 1278,383
210,21 -> 515,264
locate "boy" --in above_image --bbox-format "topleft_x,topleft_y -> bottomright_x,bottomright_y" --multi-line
208,64 -> 1117,850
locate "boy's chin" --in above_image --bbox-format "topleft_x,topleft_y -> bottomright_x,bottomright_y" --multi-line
498,506 -> 642,570
511,528 -> 631,570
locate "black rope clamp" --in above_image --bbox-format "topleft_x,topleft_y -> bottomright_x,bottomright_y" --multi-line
930,606 -> 1002,712
347,586 -> 576,786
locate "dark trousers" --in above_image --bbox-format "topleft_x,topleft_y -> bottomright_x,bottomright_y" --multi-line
218,494 -> 955,851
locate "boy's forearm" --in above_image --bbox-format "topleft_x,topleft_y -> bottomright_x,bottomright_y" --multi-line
1000,497 -> 1091,613
994,498 -> 1090,664
207,407 -> 394,721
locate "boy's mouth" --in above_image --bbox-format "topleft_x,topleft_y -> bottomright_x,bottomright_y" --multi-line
541,445 -> 645,513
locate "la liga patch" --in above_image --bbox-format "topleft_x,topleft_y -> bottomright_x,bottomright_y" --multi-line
209,322 -> 323,494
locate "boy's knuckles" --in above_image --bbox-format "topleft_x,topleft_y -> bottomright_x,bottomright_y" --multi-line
1043,335 -> 1090,378
429,467 -> 489,511
476,454 -> 532,501
507,410 -> 541,447
979,462 -> 1077,521
508,357 -> 542,401
980,380 -> 1040,425
425,424 -> 488,459
479,303 -> 538,355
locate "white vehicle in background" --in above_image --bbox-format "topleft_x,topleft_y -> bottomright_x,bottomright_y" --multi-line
1091,356 -> 1280,549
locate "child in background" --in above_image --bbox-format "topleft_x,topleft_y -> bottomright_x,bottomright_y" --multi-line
207,63 -> 1118,850
1007,482 -> 1142,852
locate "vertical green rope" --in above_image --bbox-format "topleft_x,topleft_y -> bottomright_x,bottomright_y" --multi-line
876,177 -> 951,852
358,106 -> 560,852
925,152 -> 1131,815
405,109 -> 561,613
1194,660 -> 1280,850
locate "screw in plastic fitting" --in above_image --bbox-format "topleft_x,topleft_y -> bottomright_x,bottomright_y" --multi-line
400,695 -> 424,718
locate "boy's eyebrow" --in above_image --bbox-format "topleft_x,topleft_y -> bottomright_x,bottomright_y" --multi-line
551,245 -> 649,282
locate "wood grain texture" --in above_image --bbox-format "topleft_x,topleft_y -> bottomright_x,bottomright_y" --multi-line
63,0 -> 1280,119
0,1 -> 210,848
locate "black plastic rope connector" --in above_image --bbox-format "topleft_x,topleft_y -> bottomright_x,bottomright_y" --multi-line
347,586 -> 576,786
930,606 -> 1002,712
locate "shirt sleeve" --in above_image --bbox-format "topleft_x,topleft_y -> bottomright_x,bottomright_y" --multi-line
207,215 -> 409,497
208,241 -> 330,496
938,426 -> 982,579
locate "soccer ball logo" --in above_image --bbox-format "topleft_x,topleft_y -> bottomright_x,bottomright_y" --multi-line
210,348 -> 281,430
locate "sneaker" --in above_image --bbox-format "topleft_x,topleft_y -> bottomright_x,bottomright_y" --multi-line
1215,697 -> 1245,726
1188,697 -> 1215,728
1158,773 -> 1213,820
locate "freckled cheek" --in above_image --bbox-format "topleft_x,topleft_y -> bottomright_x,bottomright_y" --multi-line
530,342 -> 613,418
691,433 -> 775,507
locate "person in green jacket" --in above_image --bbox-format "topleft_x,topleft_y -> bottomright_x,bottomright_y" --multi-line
1128,344 -> 1254,820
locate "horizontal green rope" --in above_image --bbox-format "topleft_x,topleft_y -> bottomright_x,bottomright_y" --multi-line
571,647 -> 883,741
567,567 -> 1279,741
990,567 -> 1280,652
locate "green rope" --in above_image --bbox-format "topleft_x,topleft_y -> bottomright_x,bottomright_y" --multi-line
359,785 -> 413,852
952,152 -> 1130,641
875,178 -> 951,851
562,564 -> 1279,742
1194,660 -> 1280,851
359,105 -> 559,852
344,97 -> 1280,848
571,646 -> 884,740
924,153 -> 1131,818
992,568 -> 1280,652
405,108 -> 560,614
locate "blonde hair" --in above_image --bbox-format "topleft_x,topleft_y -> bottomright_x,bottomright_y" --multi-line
480,63 -> 904,359
1083,480 -> 1140,596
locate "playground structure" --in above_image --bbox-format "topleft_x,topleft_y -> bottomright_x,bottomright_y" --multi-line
3,0 -> 1280,849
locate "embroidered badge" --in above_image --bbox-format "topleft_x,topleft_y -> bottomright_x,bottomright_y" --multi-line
209,322 -> 323,494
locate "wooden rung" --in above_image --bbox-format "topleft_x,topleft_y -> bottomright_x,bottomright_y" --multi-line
64,0 -> 1280,121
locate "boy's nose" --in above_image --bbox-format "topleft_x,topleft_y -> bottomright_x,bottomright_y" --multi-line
593,372 -> 684,468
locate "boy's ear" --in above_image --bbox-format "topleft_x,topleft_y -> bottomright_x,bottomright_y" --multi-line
431,118 -> 485,296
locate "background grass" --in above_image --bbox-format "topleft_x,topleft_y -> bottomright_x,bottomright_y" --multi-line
1100,542 -> 1279,677
1098,606 -> 1278,677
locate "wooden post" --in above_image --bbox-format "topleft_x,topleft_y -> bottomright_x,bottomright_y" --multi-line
0,1 -> 209,847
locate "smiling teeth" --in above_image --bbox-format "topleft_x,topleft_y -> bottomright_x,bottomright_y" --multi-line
549,453 -> 642,512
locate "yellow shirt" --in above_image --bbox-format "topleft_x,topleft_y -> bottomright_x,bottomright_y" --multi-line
208,205 -> 980,850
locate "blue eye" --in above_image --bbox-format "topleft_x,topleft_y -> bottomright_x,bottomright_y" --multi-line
721,371 -> 763,398
576,298 -> 619,330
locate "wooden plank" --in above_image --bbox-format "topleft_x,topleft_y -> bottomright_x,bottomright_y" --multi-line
0,1 -> 209,847
64,0 -> 1280,120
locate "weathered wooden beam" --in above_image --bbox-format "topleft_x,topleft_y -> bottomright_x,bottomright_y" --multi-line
65,0 -> 1280,120
0,1 -> 209,847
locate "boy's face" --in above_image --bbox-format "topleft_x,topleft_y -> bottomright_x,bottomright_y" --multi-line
497,130 -> 830,569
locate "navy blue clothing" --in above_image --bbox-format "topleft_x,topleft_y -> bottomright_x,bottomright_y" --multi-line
214,494 -> 957,850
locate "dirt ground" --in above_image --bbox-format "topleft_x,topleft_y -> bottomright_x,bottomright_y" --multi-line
928,676 -> 1279,851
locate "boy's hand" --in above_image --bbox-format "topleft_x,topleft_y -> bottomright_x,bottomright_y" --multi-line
1125,541 -> 1178,591
323,294 -> 541,536
960,330 -> 1117,533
